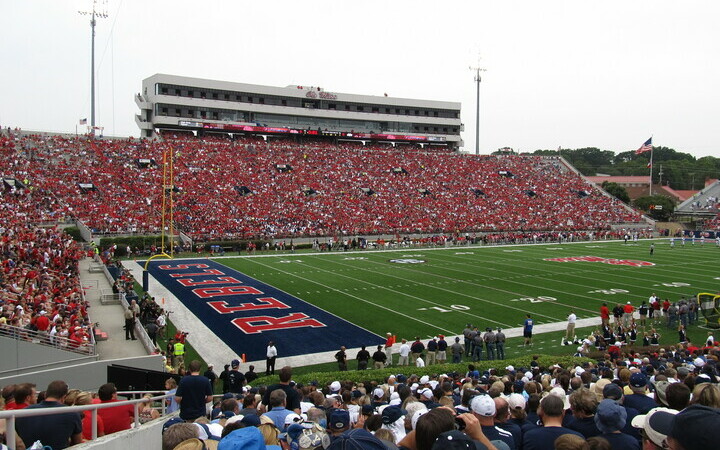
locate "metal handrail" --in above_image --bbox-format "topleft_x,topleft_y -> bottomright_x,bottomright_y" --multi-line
0,323 -> 96,356
0,392 -> 174,450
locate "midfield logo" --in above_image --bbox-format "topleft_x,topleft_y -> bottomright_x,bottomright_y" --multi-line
543,256 -> 655,267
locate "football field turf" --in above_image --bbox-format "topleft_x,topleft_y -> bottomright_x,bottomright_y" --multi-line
213,238 -> 719,342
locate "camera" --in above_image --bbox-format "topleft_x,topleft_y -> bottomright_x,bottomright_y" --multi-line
454,416 -> 466,431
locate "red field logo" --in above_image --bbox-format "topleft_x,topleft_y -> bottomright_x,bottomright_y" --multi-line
543,256 -> 655,267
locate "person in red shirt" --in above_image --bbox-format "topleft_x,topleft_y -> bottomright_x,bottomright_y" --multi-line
4,383 -> 37,410
623,302 -> 635,328
384,332 -> 396,367
95,383 -> 134,434
600,303 -> 610,327
75,391 -> 104,440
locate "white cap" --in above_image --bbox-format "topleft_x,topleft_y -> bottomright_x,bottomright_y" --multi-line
373,387 -> 385,399
419,375 -> 430,384
284,413 -> 303,426
471,395 -> 496,416
505,365 -> 515,372
631,407 -> 679,448
694,357 -> 706,367
419,388 -> 433,400
507,393 -> 526,410
330,381 -> 341,392
411,409 -> 428,430
549,387 -> 570,410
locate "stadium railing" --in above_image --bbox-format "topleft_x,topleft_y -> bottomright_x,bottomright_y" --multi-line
0,324 -> 96,357
0,392 -> 173,450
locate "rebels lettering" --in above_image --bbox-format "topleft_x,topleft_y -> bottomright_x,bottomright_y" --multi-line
193,285 -> 264,298
544,256 -> 654,267
208,297 -> 291,314
232,313 -> 325,334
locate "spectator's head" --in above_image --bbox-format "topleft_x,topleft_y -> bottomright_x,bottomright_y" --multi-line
666,383 -> 691,411
494,396 -> 510,423
98,382 -> 117,401
13,383 -> 37,405
326,428 -> 386,450
539,393 -> 565,419
692,383 -> 720,408
268,389 -> 287,408
45,380 -> 69,401
470,394 -> 496,425
162,422 -> 197,450
415,407 -> 455,450
188,360 -> 202,373
165,378 -> 177,390
279,366 -> 292,383
594,399 -> 627,433
554,433 -> 590,450
327,408 -> 351,435
569,388 -> 598,418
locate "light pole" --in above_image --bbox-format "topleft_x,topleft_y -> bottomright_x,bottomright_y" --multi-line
469,65 -> 486,155
78,1 -> 108,131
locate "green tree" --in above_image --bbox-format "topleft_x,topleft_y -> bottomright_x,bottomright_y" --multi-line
601,181 -> 630,204
633,195 -> 676,221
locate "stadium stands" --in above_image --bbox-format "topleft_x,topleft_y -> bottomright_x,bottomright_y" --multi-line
0,131 -> 644,241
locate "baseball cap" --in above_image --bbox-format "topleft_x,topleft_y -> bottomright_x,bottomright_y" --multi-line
431,430 -> 486,450
630,373 -> 648,388
631,407 -> 679,447
411,409 -> 428,430
668,405 -> 720,448
231,359 -> 239,367
381,405 -> 407,425
330,381 -> 341,392
602,383 -> 624,401
419,388 -> 434,400
693,357 -> 706,367
218,427 -> 264,450
326,428 -> 387,450
328,409 -> 350,430
373,387 -> 385,399
549,387 -> 571,410
594,399 -> 627,433
506,393 -> 526,411
419,375 -> 430,384
652,381 -> 670,407
397,374 -> 407,383
470,394 -> 496,416
162,417 -> 184,433
285,413 -> 304,427
286,423 -> 330,450
505,365 -> 515,372
240,414 -> 261,427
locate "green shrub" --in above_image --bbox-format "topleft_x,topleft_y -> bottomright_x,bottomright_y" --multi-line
249,355 -> 593,386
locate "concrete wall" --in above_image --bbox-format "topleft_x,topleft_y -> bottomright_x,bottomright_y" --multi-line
0,335 -> 98,374
72,415 -> 165,450
0,354 -> 163,391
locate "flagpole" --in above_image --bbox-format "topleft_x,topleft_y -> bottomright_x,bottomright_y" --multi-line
648,141 -> 653,196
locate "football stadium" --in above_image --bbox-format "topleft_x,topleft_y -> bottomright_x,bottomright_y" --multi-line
2,2 -> 720,449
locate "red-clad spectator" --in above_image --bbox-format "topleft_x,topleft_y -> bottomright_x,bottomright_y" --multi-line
95,383 -> 134,435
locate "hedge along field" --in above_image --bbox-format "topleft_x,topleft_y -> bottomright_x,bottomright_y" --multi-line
212,238 -> 718,347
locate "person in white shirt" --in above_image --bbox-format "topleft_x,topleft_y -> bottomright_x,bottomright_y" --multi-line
266,341 -> 278,376
398,339 -> 411,366
565,311 -> 577,343
415,355 -> 425,368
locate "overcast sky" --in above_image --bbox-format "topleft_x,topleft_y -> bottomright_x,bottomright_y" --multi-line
2,0 -> 718,157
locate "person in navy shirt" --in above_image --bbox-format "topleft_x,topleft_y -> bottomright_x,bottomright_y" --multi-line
522,394 -> 584,450
523,314 -> 534,346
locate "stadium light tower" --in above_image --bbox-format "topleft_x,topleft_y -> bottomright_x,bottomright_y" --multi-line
469,64 -> 487,155
78,0 -> 108,130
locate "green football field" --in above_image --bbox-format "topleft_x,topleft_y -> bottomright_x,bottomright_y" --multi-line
213,238 -> 719,344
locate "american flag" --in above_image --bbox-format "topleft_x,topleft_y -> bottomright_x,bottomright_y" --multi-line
79,118 -> 87,125
635,137 -> 652,154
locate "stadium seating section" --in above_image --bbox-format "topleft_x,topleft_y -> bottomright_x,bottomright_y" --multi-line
0,132 -> 643,241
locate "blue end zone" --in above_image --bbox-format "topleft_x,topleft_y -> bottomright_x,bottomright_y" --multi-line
143,259 -> 383,361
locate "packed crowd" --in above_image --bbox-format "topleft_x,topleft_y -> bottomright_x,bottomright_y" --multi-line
0,187 -> 92,352
0,131 -> 644,240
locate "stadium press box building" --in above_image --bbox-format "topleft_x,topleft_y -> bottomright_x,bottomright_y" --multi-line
135,74 -> 462,149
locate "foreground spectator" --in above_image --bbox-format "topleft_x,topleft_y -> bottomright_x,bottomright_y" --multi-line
175,360 -> 213,421
15,380 -> 82,449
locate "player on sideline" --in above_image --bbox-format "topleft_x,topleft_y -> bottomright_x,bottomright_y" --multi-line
564,310 -> 577,345
523,314 -> 534,347
669,237 -> 674,249
650,243 -> 655,255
